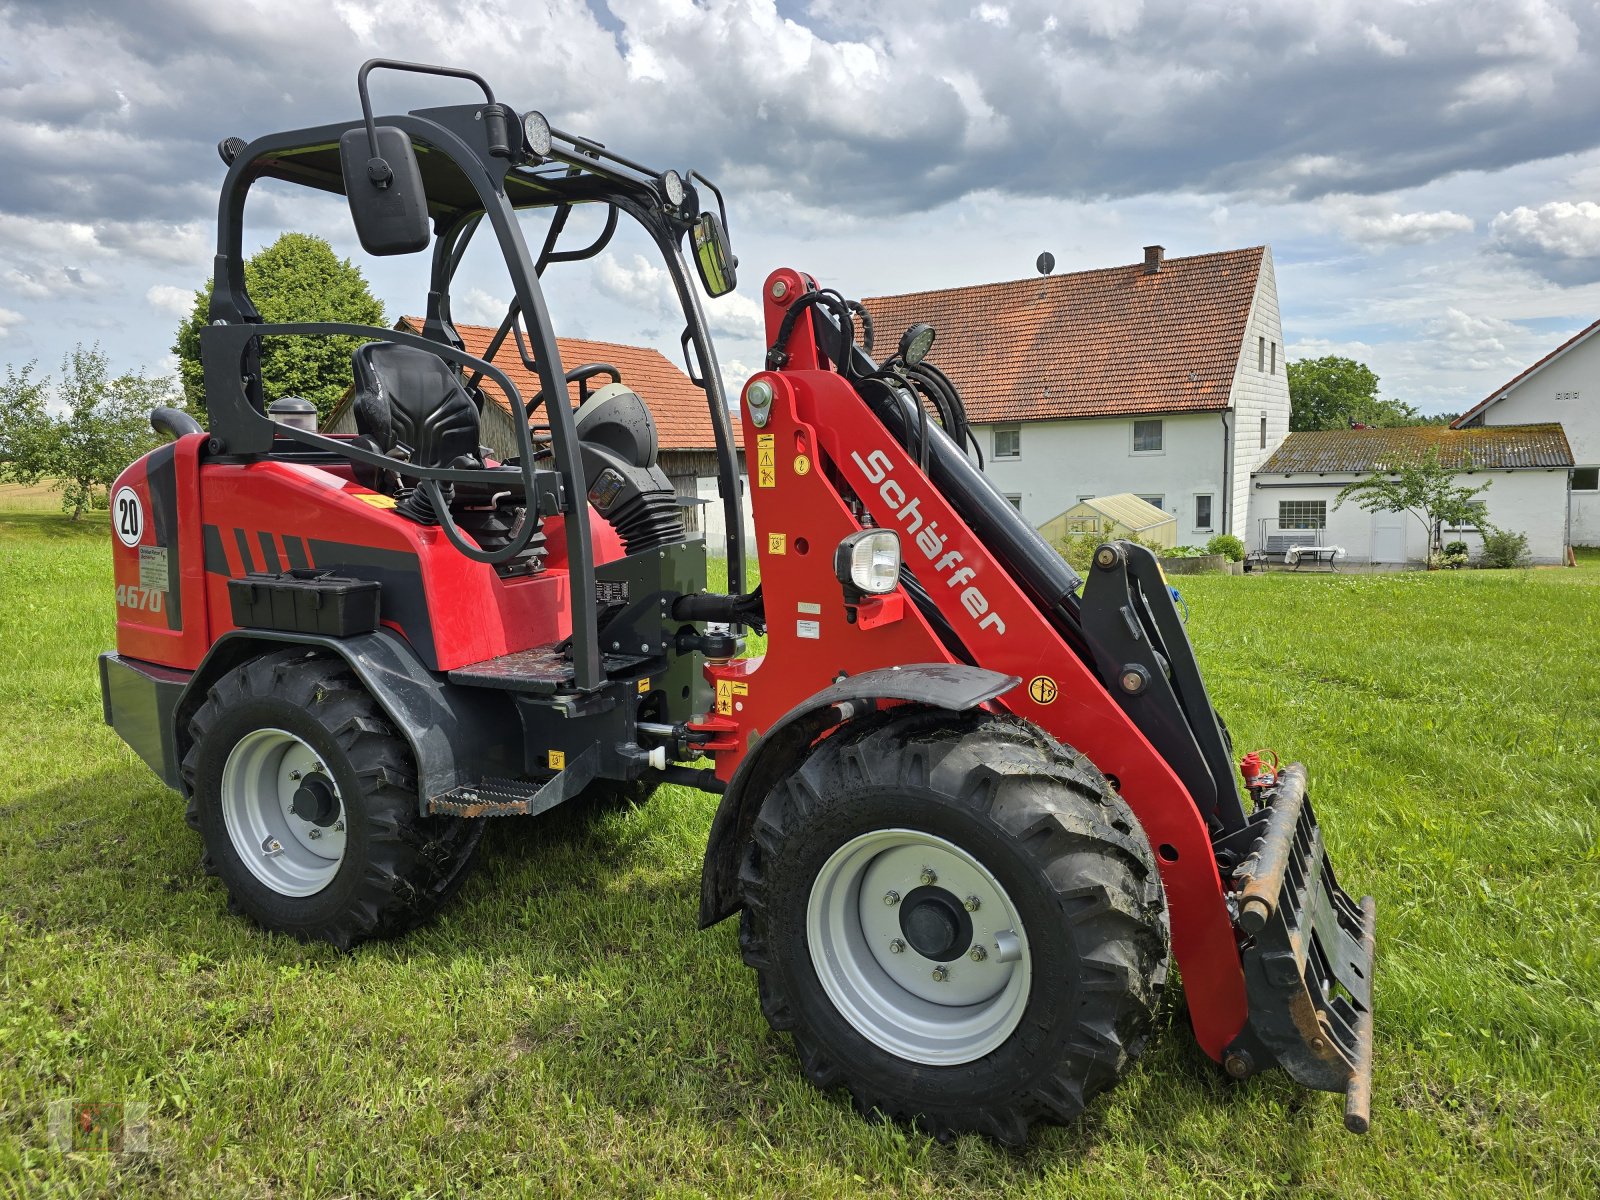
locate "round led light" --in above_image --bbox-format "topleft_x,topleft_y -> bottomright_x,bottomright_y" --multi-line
522,110 -> 553,158
900,322 -> 936,367
660,169 -> 686,209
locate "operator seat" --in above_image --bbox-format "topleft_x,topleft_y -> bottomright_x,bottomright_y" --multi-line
350,342 -> 482,470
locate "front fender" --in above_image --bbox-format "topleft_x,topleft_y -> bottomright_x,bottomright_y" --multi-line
697,663 -> 1018,927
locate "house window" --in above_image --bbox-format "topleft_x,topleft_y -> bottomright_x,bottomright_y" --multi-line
1132,419 -> 1163,453
1278,500 -> 1326,530
1574,467 -> 1599,491
1259,415 -> 1267,449
1077,495 -> 1095,503
1004,493 -> 1023,510
1258,336 -> 1266,371
1195,494 -> 1214,531
1137,494 -> 1165,510
1066,517 -> 1098,533
1271,342 -> 1278,373
993,424 -> 1021,459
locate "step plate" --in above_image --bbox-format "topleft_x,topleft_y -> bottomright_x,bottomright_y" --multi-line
1222,764 -> 1376,1133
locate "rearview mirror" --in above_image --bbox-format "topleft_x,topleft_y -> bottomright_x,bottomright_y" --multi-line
691,212 -> 737,297
339,125 -> 430,256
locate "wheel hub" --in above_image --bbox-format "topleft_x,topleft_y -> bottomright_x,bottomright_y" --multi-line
898,886 -> 972,962
289,774 -> 339,826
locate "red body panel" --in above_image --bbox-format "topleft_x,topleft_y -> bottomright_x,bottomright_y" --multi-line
700,268 -> 1249,1059
111,448 -> 625,674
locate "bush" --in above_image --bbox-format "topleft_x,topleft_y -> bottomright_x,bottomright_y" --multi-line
1478,528 -> 1530,569
1206,533 -> 1246,561
1161,545 -> 1207,559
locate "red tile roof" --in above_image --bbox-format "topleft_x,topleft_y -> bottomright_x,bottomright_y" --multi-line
1451,316 -> 1600,428
1260,423 -> 1573,474
399,318 -> 741,451
860,247 -> 1265,424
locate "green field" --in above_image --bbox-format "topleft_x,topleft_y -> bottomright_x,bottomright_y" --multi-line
2,494 -> 1597,1198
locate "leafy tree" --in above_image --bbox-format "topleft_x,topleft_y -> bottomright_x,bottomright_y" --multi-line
1334,446 -> 1491,556
0,346 -> 176,519
1287,356 -> 1428,431
173,232 -> 385,422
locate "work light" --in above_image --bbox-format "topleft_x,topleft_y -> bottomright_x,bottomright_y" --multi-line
659,169 -> 687,209
522,111 -> 553,158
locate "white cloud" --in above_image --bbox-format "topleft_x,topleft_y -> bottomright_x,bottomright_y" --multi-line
1321,196 -> 1474,245
0,307 -> 23,336
1362,24 -> 1408,58
703,290 -> 764,340
146,284 -> 194,319
1490,200 -> 1600,259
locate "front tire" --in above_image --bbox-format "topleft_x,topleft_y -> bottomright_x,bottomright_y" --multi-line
737,709 -> 1168,1144
181,649 -> 483,949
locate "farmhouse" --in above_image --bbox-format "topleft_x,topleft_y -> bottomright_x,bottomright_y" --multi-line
1452,317 -> 1599,546
325,318 -> 750,546
1252,424 -> 1574,565
862,245 -> 1291,543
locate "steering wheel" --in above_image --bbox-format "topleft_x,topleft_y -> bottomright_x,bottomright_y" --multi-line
525,362 -> 622,414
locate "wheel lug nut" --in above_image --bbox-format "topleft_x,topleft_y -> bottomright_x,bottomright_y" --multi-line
930,965 -> 949,982
889,938 -> 906,954
333,820 -> 345,833
883,890 -> 900,906
288,768 -> 302,780
307,828 -> 322,839
969,945 -> 988,962
919,867 -> 937,886
963,895 -> 981,912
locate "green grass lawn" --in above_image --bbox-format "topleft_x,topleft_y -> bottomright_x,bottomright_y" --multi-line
2,500 -> 1597,1199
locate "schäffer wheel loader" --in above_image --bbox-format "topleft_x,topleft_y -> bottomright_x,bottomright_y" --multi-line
100,58 -> 1375,1143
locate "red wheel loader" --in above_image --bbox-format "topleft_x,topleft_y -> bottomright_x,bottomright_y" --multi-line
100,59 -> 1374,1143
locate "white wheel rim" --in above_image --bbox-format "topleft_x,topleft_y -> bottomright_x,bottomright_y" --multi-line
806,828 -> 1032,1065
220,728 -> 346,896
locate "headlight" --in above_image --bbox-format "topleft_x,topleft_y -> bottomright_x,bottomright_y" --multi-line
522,110 -> 553,158
835,529 -> 901,597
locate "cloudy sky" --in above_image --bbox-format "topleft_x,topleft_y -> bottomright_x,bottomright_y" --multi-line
3,0 -> 1599,415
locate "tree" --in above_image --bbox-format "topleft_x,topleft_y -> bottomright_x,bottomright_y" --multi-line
1334,446 -> 1491,557
1287,356 -> 1427,431
0,346 -> 174,520
173,232 -> 385,421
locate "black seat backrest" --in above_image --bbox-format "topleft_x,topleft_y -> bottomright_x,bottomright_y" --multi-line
351,342 -> 481,470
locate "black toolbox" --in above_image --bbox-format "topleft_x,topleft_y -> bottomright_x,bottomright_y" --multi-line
227,570 -> 381,637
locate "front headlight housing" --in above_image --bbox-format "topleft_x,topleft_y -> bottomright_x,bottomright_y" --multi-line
836,529 -> 901,597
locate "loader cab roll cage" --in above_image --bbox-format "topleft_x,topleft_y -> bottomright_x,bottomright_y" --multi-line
199,58 -> 746,692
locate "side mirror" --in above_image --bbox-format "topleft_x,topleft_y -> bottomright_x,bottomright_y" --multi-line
691,212 -> 737,297
339,126 -> 430,256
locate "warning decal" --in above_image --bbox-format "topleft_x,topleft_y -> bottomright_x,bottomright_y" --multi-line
767,532 -> 786,555
756,434 -> 776,488
548,749 -> 566,770
1028,676 -> 1059,705
715,678 -> 749,715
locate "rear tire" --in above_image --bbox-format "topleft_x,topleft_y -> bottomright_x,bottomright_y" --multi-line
181,649 -> 483,949
737,709 -> 1167,1144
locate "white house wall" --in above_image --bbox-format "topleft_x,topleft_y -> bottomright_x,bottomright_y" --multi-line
975,411 -> 1229,541
1227,248 -> 1294,535
1251,469 -> 1570,564
1469,332 -> 1599,544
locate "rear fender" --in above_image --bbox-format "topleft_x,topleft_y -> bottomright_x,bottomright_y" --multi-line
175,629 -> 521,810
697,663 -> 1018,927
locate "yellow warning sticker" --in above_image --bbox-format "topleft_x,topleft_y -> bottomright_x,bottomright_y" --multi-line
1028,675 -> 1059,705
792,454 -> 811,476
354,493 -> 397,508
767,532 -> 787,555
637,677 -> 651,694
548,749 -> 566,769
757,433 -> 777,488
715,678 -> 750,715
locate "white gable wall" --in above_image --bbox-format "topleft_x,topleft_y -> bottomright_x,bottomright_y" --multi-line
1227,248 -> 1294,538
1466,331 -> 1599,544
